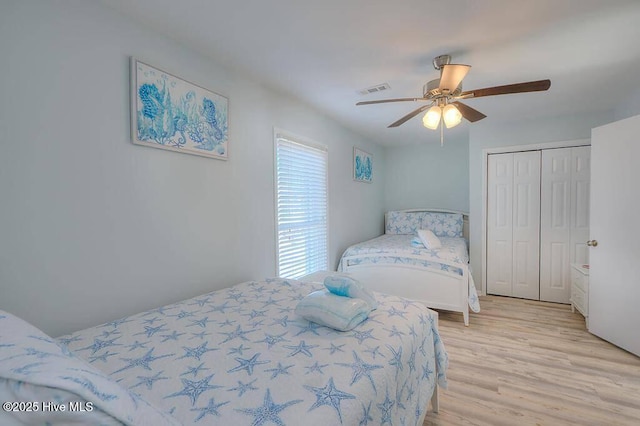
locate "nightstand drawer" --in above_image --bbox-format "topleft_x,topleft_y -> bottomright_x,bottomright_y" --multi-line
572,284 -> 587,315
570,263 -> 589,320
572,271 -> 586,292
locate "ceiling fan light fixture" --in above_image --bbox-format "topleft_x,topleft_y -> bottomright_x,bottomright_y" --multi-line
422,105 -> 441,129
443,104 -> 462,128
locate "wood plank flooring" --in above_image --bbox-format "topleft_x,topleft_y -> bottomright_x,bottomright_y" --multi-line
423,295 -> 640,426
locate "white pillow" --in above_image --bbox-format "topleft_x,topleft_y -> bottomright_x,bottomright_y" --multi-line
418,229 -> 442,249
295,290 -> 371,331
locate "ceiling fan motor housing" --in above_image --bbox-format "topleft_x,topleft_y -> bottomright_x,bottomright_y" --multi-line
423,78 -> 462,99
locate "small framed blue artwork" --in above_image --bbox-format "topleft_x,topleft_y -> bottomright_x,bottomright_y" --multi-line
353,147 -> 373,183
131,58 -> 228,160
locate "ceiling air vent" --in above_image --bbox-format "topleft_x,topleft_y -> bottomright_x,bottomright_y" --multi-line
358,83 -> 390,96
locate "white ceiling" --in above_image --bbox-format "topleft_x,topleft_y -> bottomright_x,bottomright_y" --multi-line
100,0 -> 640,146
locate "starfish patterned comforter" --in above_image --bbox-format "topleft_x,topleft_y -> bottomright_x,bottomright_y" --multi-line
55,278 -> 448,425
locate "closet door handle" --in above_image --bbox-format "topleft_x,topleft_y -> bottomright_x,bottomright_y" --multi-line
587,240 -> 598,247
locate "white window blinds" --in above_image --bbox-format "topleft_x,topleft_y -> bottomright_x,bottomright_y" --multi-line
275,135 -> 328,279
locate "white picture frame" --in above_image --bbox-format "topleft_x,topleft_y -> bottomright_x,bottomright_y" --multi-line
131,58 -> 228,160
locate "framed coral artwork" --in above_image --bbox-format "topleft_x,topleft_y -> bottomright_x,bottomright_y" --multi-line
353,147 -> 373,183
130,58 -> 228,160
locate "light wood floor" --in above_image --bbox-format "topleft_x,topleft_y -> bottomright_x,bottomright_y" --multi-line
423,295 -> 640,426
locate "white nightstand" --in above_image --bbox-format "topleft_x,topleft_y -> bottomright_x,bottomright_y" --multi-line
570,263 -> 589,325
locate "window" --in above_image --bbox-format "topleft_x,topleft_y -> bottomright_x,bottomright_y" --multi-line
275,132 -> 328,279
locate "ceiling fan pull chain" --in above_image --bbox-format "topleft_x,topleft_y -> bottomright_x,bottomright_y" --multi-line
440,116 -> 444,147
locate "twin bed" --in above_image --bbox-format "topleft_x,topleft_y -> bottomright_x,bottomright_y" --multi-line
1,277 -> 447,425
1,209 -> 472,424
338,209 -> 480,326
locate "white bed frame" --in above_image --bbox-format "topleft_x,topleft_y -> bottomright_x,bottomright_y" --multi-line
341,208 -> 471,326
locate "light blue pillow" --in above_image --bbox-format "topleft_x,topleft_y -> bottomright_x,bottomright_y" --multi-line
411,236 -> 424,247
324,275 -> 378,309
295,290 -> 371,332
0,310 -> 180,426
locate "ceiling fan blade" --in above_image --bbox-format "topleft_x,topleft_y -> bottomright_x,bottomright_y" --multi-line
356,97 -> 428,106
388,103 -> 434,128
451,101 -> 486,122
439,64 -> 471,93
460,79 -> 551,99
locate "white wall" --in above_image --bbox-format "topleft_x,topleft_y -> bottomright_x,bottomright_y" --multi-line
468,110 -> 614,291
383,134 -> 469,212
614,87 -> 640,121
0,0 -> 384,336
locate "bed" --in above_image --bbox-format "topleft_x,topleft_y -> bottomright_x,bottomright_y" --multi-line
338,209 -> 480,326
0,277 -> 447,425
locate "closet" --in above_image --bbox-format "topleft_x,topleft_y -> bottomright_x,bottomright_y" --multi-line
486,146 -> 590,303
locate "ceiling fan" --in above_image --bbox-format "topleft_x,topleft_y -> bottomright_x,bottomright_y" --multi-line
357,55 -> 550,141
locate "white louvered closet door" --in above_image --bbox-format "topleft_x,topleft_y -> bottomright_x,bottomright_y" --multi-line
487,151 -> 541,299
